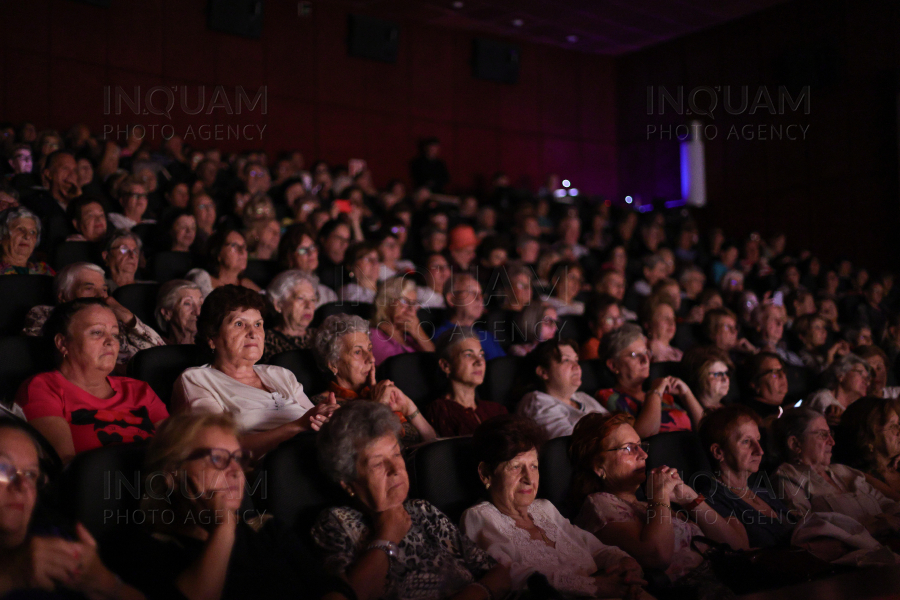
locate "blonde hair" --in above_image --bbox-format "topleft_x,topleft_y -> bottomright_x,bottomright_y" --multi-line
372,276 -> 416,327
140,413 -> 239,531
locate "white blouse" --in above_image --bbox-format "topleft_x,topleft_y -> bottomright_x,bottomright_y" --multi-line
517,391 -> 609,439
172,364 -> 313,434
461,499 -> 629,596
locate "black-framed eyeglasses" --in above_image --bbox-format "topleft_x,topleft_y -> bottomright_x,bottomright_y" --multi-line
0,460 -> 47,489
599,442 -> 649,455
186,448 -> 253,470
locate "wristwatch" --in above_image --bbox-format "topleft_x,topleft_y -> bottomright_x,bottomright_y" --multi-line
367,539 -> 399,560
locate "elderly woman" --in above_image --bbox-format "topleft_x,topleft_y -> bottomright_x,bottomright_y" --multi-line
0,419 -> 145,599
427,328 -> 507,437
508,302 -> 558,357
702,307 -> 756,357
416,252 -> 451,309
793,314 -> 847,373
834,397 -> 900,501
754,303 -> 804,366
570,413 -> 747,589
596,324 -> 703,437
103,413 -> 334,600
155,279 -> 203,345
15,298 -> 169,463
340,241 -> 381,304
276,224 -> 338,306
683,347 -> 733,413
163,209 -> 197,253
311,314 -> 435,446
312,402 -> 511,600
579,294 -> 623,361
0,206 -> 54,275
543,260 -> 585,316
643,298 -> 682,363
102,229 -> 143,292
517,339 -> 608,439
773,408 -> 900,535
23,262 -> 164,373
805,353 -> 873,426
741,352 -> 789,419
186,228 -> 261,299
855,345 -> 900,399
371,277 -> 435,366
697,405 -> 796,548
462,415 -> 647,598
172,285 -> 338,457
261,270 -> 318,362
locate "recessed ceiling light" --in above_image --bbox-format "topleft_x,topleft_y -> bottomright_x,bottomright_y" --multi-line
452,1 -> 464,8
512,18 -> 524,27
567,35 -> 579,43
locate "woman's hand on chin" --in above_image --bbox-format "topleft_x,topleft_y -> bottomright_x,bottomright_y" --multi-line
374,504 -> 411,544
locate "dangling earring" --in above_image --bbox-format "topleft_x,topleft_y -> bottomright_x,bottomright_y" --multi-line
347,489 -> 355,497
485,481 -> 491,489
598,472 -> 606,480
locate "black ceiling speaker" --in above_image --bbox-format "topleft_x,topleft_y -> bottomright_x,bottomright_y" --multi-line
208,0 -> 264,39
472,38 -> 520,84
347,14 -> 399,64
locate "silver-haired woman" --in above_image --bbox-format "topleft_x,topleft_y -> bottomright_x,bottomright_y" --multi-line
312,401 -> 511,600
0,206 -> 54,275
262,270 -> 319,362
155,279 -> 203,345
102,229 -> 143,292
805,353 -> 873,426
22,262 -> 164,373
312,314 -> 436,446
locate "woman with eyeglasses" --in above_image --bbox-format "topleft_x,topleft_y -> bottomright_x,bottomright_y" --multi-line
579,294 -> 623,361
172,286 -> 339,458
487,262 -> 535,347
276,224 -> 338,307
339,241 -> 381,305
261,271 -> 319,363
517,340 -> 609,439
370,277 -> 435,366
740,351 -> 789,420
570,413 -> 747,590
102,413 -> 340,600
103,230 -> 143,293
642,297 -> 683,363
597,324 -> 703,437
773,408 -> 900,537
805,354 -> 873,427
543,260 -> 585,317
834,397 -> 900,502
0,206 -> 54,276
187,228 -> 262,300
683,347 -> 733,413
508,302 -> 558,357
0,419 -> 145,599
416,252 -> 450,309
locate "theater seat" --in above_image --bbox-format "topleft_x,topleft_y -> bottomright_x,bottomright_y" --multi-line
150,251 -> 195,283
311,301 -> 374,328
126,345 -> 213,406
243,259 -> 280,289
53,442 -> 148,537
258,433 -> 345,534
113,283 -> 161,330
267,348 -> 328,397
418,307 -> 447,339
672,322 -> 701,352
481,356 -> 532,410
53,241 -> 100,271
558,314 -> 590,344
377,352 -> 443,408
649,361 -> 684,380
784,363 -> 816,405
644,430 -> 713,491
579,360 -> 616,396
0,335 -> 56,406
0,275 -> 54,335
538,436 -> 576,519
406,437 -> 482,523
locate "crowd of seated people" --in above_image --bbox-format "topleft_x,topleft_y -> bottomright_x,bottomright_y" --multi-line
3,120 -> 900,598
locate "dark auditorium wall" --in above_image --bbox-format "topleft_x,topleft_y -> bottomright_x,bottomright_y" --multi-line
616,0 -> 900,270
0,0 -> 617,198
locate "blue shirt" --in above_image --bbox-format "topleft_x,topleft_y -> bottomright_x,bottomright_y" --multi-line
433,321 -> 507,361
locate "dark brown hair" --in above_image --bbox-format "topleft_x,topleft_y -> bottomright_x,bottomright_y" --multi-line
196,284 -> 267,350
472,414 -> 546,474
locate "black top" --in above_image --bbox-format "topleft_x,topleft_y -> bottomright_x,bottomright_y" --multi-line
100,518 -> 329,600
696,479 -> 796,548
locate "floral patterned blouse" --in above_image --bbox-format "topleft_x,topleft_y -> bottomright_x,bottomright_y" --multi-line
595,388 -> 692,433
575,492 -> 703,581
0,260 -> 55,275
312,499 -> 497,600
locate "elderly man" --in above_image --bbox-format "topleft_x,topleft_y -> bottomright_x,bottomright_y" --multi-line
432,272 -> 506,360
23,150 -> 82,254
22,262 -> 164,373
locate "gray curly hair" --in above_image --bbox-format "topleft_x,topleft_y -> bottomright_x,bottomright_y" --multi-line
831,353 -> 873,388
0,206 -> 42,246
266,270 -> 320,311
313,313 -> 370,373
317,401 -> 402,485
599,322 -> 646,363
54,262 -> 106,302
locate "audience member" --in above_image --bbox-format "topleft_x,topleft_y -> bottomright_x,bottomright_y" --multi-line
433,273 -> 506,360
154,279 -> 203,345
0,206 -> 54,275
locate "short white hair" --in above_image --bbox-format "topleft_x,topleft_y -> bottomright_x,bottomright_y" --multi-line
155,279 -> 202,333
266,270 -> 319,310
0,206 -> 41,246
55,262 -> 105,301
